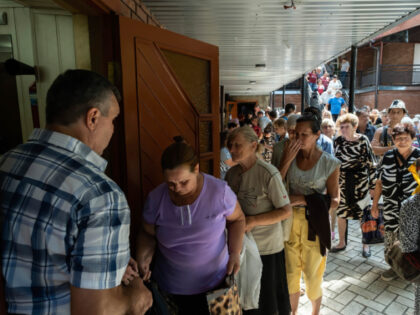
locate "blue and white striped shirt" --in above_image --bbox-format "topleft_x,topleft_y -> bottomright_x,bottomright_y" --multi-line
0,129 -> 131,315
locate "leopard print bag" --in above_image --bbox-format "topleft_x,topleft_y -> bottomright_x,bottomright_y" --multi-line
206,275 -> 242,315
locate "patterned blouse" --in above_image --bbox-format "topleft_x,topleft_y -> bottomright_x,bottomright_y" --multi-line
378,148 -> 420,233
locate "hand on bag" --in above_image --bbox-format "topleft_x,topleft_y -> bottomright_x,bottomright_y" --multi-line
245,216 -> 256,233
226,253 -> 241,275
371,204 -> 379,219
122,257 -> 140,286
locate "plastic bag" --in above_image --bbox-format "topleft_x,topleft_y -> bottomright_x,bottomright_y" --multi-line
361,205 -> 385,244
237,232 -> 262,310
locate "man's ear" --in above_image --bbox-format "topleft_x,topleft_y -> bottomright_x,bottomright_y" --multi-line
85,107 -> 101,132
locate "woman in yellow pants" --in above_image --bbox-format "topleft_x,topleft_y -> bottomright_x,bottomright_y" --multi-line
279,109 -> 340,315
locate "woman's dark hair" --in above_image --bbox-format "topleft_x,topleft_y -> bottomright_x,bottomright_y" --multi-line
46,69 -> 121,125
297,108 -> 321,134
391,124 -> 416,139
227,121 -> 238,129
161,136 -> 198,171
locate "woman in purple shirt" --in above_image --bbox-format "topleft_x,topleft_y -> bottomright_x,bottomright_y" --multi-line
136,137 -> 245,314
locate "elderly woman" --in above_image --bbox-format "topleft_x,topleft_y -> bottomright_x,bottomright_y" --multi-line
321,118 -> 336,140
400,158 -> 420,313
279,112 -> 340,315
136,138 -> 245,313
225,126 -> 292,315
330,114 -> 377,257
372,124 -> 420,281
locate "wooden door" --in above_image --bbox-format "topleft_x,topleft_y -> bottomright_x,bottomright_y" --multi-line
119,16 -> 220,214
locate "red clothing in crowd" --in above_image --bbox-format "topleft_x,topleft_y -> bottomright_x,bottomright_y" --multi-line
307,72 -> 317,84
321,76 -> 330,89
318,85 -> 325,95
252,125 -> 262,137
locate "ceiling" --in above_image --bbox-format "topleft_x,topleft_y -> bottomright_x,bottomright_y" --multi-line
141,0 -> 420,95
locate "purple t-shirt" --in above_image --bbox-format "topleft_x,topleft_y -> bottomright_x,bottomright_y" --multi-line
143,173 -> 237,295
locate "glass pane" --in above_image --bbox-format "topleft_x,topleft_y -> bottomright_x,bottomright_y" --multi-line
199,121 -> 212,153
162,49 -> 211,114
0,34 -> 13,62
200,159 -> 214,175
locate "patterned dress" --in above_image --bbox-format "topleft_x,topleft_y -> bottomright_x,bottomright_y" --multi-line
335,135 -> 376,220
378,148 -> 420,233
399,194 -> 420,314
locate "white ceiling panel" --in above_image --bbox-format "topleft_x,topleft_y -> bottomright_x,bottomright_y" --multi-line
142,0 -> 420,95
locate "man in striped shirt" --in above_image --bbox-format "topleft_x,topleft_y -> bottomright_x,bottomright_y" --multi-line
0,70 -> 152,315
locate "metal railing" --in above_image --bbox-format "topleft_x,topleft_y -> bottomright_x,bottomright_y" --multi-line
357,64 -> 420,88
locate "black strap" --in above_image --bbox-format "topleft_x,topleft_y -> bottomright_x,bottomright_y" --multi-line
382,126 -> 388,147
393,149 -> 409,208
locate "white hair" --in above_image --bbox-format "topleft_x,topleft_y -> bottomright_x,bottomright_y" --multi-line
401,116 -> 414,126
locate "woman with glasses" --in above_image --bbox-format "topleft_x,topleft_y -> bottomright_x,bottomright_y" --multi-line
372,124 -> 420,281
330,114 -> 377,257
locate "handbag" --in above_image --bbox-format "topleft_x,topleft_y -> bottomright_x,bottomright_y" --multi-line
206,275 -> 242,315
385,241 -> 420,283
361,205 -> 385,244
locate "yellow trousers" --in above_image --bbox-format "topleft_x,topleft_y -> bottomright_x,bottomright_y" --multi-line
284,207 -> 327,301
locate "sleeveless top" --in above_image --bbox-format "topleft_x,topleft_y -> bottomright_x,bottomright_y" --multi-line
287,151 -> 341,196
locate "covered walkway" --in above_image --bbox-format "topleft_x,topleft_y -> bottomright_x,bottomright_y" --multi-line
298,220 -> 416,314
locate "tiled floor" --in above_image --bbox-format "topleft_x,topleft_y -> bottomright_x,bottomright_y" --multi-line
297,220 -> 416,314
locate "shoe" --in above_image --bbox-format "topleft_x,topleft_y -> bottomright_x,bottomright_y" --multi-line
362,247 -> 371,258
330,245 -> 346,253
381,268 -> 397,281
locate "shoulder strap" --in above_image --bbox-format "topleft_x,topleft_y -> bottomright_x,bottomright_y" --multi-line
382,126 -> 388,147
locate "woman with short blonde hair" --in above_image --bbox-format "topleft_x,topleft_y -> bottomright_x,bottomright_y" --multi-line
331,113 -> 377,258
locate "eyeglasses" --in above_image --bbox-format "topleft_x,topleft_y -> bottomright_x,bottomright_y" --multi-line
393,136 -> 411,142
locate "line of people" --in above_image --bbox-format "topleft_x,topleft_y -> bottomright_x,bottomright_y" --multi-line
1,69 -> 419,315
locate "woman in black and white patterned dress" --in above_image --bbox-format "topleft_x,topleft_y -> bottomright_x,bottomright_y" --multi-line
330,114 -> 376,257
372,124 -> 420,281
399,158 -> 420,313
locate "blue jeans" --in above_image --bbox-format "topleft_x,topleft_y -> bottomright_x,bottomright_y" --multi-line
309,82 -> 317,91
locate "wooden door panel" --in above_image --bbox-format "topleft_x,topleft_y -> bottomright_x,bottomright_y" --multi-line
119,16 -> 219,216
136,43 -> 196,136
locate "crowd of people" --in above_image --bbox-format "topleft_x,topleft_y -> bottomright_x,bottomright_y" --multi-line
0,68 -> 419,315
221,98 -> 420,314
306,59 -> 352,122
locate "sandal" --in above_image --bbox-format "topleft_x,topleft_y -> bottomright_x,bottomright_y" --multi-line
330,246 -> 346,253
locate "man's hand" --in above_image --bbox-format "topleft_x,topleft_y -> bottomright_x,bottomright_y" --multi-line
226,253 -> 241,275
122,257 -> 140,286
129,278 -> 153,315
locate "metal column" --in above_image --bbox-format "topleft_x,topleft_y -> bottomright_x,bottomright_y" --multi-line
301,75 -> 305,112
348,45 -> 357,113
282,85 -> 286,108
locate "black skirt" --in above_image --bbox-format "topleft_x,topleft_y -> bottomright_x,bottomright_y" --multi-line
243,250 -> 291,315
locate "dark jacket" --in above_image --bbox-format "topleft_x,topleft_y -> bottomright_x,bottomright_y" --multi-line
305,193 -> 331,256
